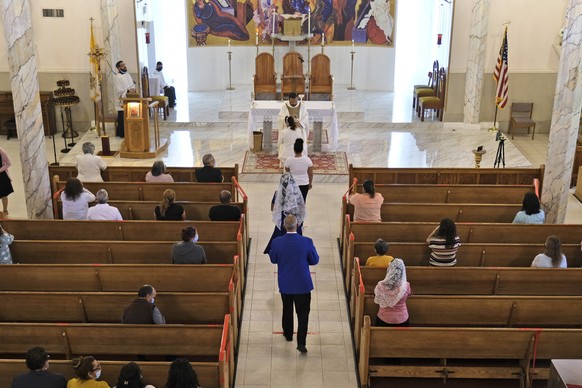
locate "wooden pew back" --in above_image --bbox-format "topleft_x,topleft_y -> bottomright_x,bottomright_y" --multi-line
49,165 -> 239,183
355,184 -> 533,204
353,242 -> 582,267
349,165 -> 544,186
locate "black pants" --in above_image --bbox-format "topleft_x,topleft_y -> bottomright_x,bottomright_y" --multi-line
281,292 -> 311,346
299,184 -> 309,202
116,110 -> 125,138
164,86 -> 176,108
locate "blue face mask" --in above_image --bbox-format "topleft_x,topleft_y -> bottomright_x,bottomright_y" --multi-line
193,233 -> 199,243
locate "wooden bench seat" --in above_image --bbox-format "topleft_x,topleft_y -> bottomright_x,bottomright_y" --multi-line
349,165 -> 544,187
0,360 -> 224,388
358,316 -> 582,387
353,183 -> 534,204
49,164 -> 239,183
0,317 -> 234,386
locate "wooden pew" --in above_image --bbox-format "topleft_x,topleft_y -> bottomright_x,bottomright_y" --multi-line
352,242 -> 582,267
356,261 -> 582,297
11,241 -> 237,264
0,219 -> 242,242
0,291 -> 239,345
0,316 -> 234,387
0,360 -> 224,388
354,183 -> 534,204
49,164 -> 239,183
353,294 -> 582,353
349,164 -> 544,187
358,317 -> 582,387
0,263 -> 242,324
52,178 -> 235,202
345,202 -> 521,223
102,201 -> 245,221
348,221 -> 582,245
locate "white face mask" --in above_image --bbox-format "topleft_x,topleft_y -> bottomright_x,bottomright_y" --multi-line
193,233 -> 199,243
150,298 -> 155,304
94,369 -> 102,379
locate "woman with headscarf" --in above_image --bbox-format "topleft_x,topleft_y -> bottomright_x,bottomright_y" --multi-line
278,116 -> 307,167
263,172 -> 306,254
373,258 -> 411,327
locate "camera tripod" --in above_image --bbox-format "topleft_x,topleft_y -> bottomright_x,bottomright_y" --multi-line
494,138 -> 505,168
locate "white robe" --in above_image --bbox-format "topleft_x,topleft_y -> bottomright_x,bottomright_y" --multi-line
278,127 -> 307,163
278,101 -> 309,139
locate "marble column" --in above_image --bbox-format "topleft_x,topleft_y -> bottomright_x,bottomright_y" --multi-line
0,0 -> 53,219
541,0 -> 582,224
101,0 -> 123,114
463,0 -> 489,125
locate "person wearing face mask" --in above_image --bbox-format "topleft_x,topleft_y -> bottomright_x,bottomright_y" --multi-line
151,61 -> 176,108
121,285 -> 166,324
67,356 -> 109,388
171,226 -> 207,264
114,60 -> 136,138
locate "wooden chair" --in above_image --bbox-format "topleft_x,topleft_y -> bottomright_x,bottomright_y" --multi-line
418,67 -> 446,121
142,67 -> 168,120
253,53 -> 277,99
94,99 -> 117,133
309,54 -> 333,100
281,51 -> 306,97
508,102 -> 535,139
413,60 -> 439,108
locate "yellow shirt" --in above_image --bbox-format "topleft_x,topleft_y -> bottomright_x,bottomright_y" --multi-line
365,255 -> 394,267
67,378 -> 110,388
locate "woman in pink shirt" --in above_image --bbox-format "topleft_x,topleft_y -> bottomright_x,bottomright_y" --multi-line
373,258 -> 412,326
349,180 -> 384,222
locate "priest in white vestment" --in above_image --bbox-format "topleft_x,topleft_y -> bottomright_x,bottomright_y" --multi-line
278,93 -> 310,139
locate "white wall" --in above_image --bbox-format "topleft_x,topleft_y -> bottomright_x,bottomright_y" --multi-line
187,45 -> 395,91
450,0 -> 566,73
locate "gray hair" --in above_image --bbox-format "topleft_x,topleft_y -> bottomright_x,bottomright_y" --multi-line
95,189 -> 109,204
82,142 -> 95,155
202,153 -> 215,167
283,214 -> 298,231
151,160 -> 166,176
374,239 -> 389,255
219,190 -> 232,204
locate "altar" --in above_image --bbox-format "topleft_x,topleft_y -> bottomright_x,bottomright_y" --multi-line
247,100 -> 338,153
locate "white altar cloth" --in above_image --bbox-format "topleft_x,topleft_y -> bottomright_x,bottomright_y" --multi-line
247,100 -> 339,152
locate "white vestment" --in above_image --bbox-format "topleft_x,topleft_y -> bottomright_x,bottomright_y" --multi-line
114,72 -> 135,111
278,101 -> 309,139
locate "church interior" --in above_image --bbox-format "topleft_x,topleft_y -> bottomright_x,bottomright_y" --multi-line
1,0 -> 582,387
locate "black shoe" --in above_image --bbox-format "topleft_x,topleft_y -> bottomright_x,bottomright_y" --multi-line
297,345 -> 308,353
284,334 -> 292,342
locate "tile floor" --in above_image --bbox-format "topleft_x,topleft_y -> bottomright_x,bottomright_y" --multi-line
2,85 -> 581,388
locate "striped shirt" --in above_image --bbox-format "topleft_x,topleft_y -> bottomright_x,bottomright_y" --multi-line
427,236 -> 461,266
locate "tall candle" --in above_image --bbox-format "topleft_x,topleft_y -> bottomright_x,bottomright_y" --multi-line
352,39 -> 354,51
308,8 -> 311,35
273,13 -> 276,34
322,34 -> 325,46
228,39 -> 231,50
256,29 -> 259,45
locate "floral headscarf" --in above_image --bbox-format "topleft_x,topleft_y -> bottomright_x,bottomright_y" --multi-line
272,172 -> 306,228
374,258 -> 407,308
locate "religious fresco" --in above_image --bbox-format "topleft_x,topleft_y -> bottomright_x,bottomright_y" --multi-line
187,0 -> 395,47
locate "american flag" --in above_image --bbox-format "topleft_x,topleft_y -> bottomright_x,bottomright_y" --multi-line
493,27 -> 509,109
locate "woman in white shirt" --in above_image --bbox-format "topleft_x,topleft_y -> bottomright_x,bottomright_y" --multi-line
278,116 -> 306,167
75,142 -> 107,182
285,138 -> 313,202
531,235 -> 567,268
145,160 -> 174,183
60,177 -> 96,220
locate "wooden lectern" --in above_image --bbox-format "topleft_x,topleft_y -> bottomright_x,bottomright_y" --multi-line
119,97 -> 169,159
